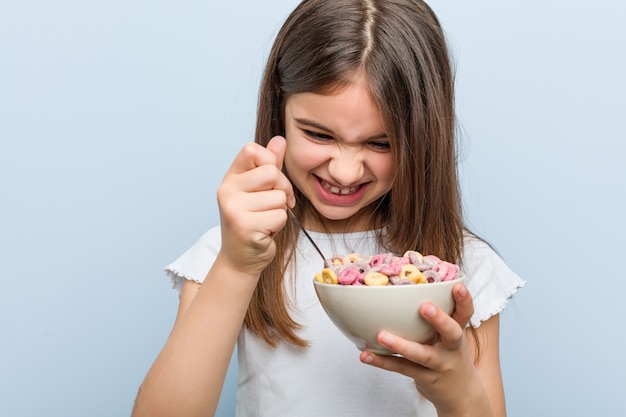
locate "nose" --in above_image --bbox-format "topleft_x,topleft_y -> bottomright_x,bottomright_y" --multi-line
327,147 -> 365,186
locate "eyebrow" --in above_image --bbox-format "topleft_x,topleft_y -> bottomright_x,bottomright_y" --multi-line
294,117 -> 388,140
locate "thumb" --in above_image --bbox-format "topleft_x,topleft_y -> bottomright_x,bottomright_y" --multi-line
266,135 -> 287,169
265,135 -> 295,208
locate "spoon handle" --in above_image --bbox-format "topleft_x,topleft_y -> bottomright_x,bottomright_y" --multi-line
286,208 -> 330,267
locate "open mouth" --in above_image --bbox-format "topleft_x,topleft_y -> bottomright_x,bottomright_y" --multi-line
320,178 -> 362,195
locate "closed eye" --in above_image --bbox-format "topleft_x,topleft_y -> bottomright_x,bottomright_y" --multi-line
368,141 -> 391,152
304,129 -> 334,142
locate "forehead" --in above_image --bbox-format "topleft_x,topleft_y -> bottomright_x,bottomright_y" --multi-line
285,79 -> 386,139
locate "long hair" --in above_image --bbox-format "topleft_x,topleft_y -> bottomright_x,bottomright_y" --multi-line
245,0 -> 465,348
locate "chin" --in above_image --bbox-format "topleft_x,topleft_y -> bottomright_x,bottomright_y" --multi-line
313,205 -> 372,228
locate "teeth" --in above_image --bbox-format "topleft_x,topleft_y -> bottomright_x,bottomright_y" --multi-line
323,181 -> 359,195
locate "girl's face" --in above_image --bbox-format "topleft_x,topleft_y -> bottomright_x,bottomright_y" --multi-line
283,76 -> 394,232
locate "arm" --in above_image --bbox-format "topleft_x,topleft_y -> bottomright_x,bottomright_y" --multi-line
132,257 -> 259,417
360,283 -> 506,417
469,314 -> 506,417
132,137 -> 294,417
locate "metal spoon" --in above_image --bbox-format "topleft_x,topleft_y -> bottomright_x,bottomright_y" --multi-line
287,207 -> 331,267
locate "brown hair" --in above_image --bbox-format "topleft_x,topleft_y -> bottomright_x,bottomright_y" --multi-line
245,0 -> 465,348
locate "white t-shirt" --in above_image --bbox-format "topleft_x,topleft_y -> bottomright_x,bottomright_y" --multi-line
165,227 -> 525,417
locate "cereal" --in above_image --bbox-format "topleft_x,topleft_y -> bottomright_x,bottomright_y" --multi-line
403,250 -> 424,264
444,263 -> 459,281
364,272 -> 389,286
423,269 -> 441,283
315,250 -> 459,286
379,262 -> 402,276
315,268 -> 338,284
337,267 -> 360,285
341,253 -> 362,264
389,276 -> 414,285
369,253 -> 387,268
400,264 -> 427,284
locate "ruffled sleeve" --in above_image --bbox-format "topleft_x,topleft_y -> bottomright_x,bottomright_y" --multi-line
164,226 -> 222,296
461,236 -> 525,327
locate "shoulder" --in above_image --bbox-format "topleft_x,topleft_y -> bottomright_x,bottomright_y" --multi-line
164,225 -> 222,288
461,233 -> 513,275
175,225 -> 223,261
195,225 -> 222,249
461,233 -> 526,327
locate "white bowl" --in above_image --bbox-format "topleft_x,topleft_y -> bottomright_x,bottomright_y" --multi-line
313,277 -> 464,355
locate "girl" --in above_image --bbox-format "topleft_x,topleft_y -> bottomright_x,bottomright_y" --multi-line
133,1 -> 524,416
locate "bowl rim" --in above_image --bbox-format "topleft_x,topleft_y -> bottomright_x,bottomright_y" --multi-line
312,275 -> 464,288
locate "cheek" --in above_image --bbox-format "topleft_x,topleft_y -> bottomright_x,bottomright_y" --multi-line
373,154 -> 395,183
285,138 -> 325,173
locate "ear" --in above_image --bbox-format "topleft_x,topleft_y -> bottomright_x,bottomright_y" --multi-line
266,135 -> 287,169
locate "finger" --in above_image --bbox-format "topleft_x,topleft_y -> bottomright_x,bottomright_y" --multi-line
359,348 -> 415,373
219,186 -> 289,228
359,332 -> 436,372
449,282 -> 474,329
266,135 -> 296,208
230,164 -> 292,195
237,207 -> 289,239
266,136 -> 286,169
419,302 -> 464,347
236,189 -> 291,214
229,142 -> 280,175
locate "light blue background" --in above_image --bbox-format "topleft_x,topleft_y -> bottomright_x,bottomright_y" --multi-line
1,1 -> 624,416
